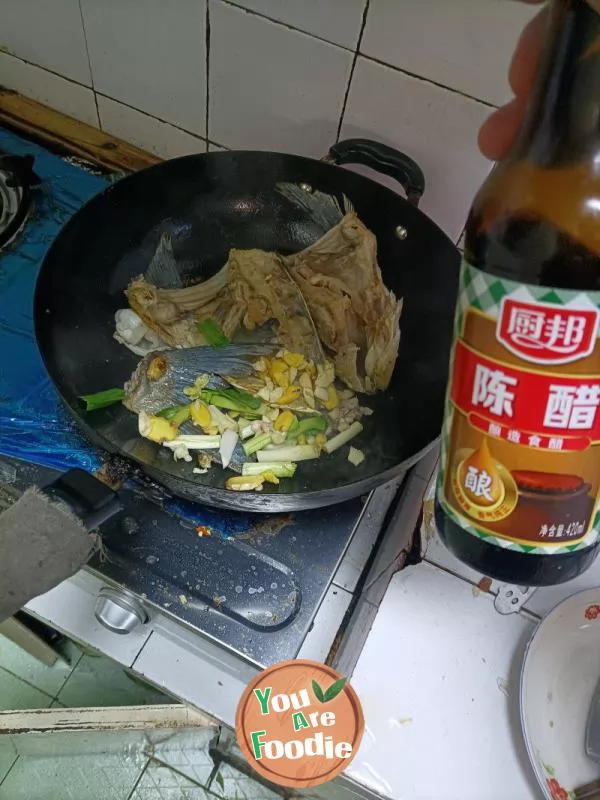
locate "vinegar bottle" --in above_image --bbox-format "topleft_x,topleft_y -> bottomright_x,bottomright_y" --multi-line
435,0 -> 600,585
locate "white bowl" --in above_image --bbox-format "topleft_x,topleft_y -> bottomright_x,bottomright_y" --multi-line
520,588 -> 600,800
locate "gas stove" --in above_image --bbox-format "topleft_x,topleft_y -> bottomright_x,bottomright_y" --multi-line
0,152 -> 41,249
0,125 -> 432,682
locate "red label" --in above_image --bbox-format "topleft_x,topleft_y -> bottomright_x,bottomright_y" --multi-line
496,297 -> 599,365
451,340 -> 600,449
439,261 -> 600,552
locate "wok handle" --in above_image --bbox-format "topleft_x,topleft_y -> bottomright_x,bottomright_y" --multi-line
327,139 -> 425,206
42,468 -> 123,530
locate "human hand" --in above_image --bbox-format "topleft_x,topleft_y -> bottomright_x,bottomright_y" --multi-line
478,1 -> 548,160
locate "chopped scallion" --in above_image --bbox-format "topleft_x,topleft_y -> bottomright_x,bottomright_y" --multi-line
286,415 -> 327,440
239,423 -> 256,440
79,388 -> 125,411
200,388 -> 263,414
324,422 -> 363,454
157,404 -> 191,426
242,462 -> 297,478
196,319 -> 230,349
256,444 -> 319,462
226,387 -> 262,410
242,431 -> 272,456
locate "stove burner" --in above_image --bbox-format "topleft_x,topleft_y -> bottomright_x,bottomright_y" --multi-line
0,153 -> 42,250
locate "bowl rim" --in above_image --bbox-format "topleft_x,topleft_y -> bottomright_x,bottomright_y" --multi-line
519,587 -> 600,800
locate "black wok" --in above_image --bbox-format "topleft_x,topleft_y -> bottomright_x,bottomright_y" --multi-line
34,139 -> 460,512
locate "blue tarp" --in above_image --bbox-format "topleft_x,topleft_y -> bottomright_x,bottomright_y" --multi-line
0,128 -> 108,471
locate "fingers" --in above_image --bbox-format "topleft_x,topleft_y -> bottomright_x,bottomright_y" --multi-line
479,3 -> 548,160
508,5 -> 550,96
478,96 -> 528,160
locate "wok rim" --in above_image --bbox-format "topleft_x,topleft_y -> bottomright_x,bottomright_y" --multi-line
34,148 -> 456,511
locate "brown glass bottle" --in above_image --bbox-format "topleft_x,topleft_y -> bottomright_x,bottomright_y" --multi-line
435,0 -> 600,585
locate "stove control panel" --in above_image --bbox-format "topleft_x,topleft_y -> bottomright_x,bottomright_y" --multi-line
95,587 -> 149,635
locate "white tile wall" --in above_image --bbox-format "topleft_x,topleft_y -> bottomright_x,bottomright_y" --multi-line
361,0 -> 538,107
341,56 -> 492,241
80,0 -> 207,135
0,0 -> 91,85
0,52 -> 98,127
97,96 -> 207,159
208,0 -> 353,156
0,0 -> 524,238
225,0 -> 367,49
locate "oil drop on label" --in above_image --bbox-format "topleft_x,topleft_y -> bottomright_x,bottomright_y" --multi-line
437,260 -> 600,555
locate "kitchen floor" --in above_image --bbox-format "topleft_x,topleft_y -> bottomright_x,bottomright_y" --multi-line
0,632 -> 280,800
0,633 -> 171,713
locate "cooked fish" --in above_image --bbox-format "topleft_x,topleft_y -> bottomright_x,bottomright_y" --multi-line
144,233 -> 184,289
125,267 -> 236,348
275,182 -> 352,231
283,212 -> 403,393
126,247 -> 326,363
124,345 -> 271,415
119,210 -> 402,395
123,346 -> 271,474
227,248 -> 325,365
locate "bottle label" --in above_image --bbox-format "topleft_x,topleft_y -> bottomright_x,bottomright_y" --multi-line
437,259 -> 600,555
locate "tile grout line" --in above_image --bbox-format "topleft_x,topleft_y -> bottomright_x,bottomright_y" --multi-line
212,0 -> 500,111
336,0 -> 370,142
51,651 -> 174,707
220,0 -> 354,53
92,91 -> 208,142
0,38 -> 499,129
0,753 -> 19,790
147,753 -> 215,792
51,648 -> 84,702
0,51 -> 93,91
51,652 -> 81,704
1,50 -> 209,145
0,663 -> 55,705
130,630 -> 154,673
205,0 -> 211,147
77,0 -> 100,128
217,0 -> 497,110
358,52 -> 499,109
125,757 -> 151,800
